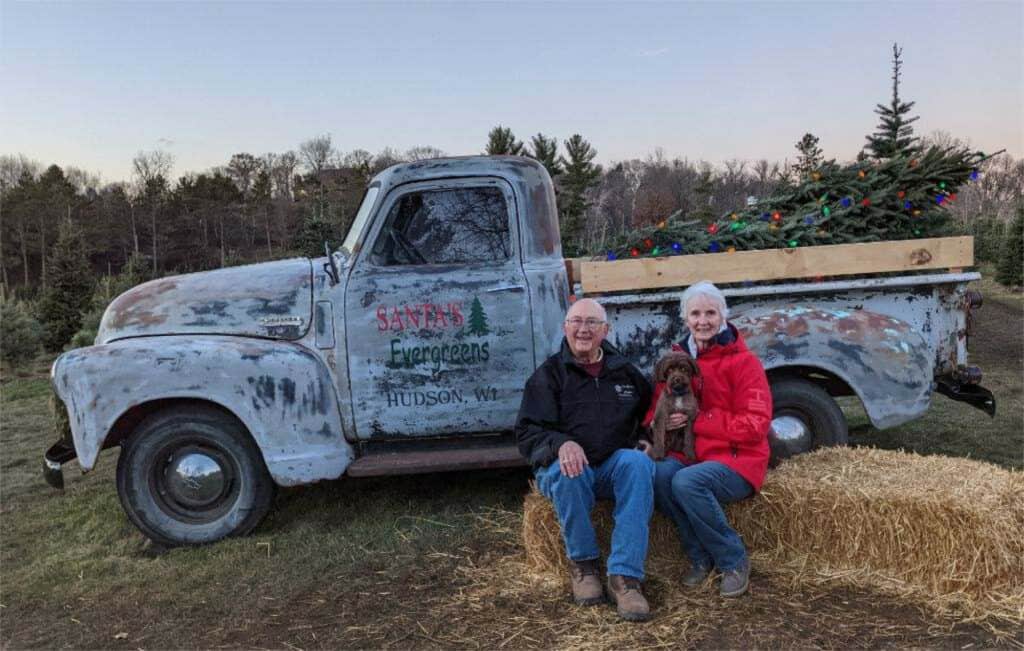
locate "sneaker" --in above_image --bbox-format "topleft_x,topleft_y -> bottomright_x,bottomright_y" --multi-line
719,563 -> 750,598
569,559 -> 604,606
681,562 -> 712,588
607,574 -> 651,622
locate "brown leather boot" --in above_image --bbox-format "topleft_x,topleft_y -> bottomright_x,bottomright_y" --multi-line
607,574 -> 651,622
569,559 -> 604,606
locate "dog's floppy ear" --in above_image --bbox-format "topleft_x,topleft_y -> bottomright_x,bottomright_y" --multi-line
653,355 -> 672,383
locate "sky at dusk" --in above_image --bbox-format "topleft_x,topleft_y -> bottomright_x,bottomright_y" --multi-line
1,1 -> 1021,184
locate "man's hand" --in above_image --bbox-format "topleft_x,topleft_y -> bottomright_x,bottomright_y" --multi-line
558,441 -> 589,478
667,413 -> 688,430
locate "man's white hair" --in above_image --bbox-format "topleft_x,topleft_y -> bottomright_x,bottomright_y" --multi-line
680,281 -> 729,320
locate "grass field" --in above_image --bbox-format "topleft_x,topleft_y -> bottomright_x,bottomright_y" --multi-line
1,272 -> 1020,649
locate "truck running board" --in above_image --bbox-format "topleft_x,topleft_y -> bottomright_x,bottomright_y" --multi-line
346,444 -> 526,477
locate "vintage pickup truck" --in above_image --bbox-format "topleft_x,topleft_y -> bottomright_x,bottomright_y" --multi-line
45,156 -> 995,546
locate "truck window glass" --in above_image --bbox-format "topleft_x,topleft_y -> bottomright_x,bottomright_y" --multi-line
372,187 -> 511,265
340,185 -> 380,256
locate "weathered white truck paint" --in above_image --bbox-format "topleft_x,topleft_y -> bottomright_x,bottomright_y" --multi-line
45,156 -> 994,546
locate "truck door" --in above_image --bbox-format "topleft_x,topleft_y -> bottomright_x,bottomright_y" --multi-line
344,177 -> 535,439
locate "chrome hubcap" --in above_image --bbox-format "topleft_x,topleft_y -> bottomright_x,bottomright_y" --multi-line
769,415 -> 813,459
165,450 -> 226,508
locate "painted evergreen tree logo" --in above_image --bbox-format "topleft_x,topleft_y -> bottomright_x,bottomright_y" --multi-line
466,297 -> 490,337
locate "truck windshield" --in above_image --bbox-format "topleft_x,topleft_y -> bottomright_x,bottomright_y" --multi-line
340,185 -> 380,256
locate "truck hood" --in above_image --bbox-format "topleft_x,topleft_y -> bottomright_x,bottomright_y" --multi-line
97,258 -> 313,344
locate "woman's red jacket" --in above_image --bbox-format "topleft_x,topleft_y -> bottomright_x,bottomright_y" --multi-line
643,326 -> 772,491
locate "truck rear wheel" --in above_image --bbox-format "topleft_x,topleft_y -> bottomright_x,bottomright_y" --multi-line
116,405 -> 274,547
769,378 -> 848,463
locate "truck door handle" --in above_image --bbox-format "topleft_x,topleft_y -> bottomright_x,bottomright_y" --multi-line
486,284 -> 525,293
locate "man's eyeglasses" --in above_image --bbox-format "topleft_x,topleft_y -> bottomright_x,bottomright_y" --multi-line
565,317 -> 606,329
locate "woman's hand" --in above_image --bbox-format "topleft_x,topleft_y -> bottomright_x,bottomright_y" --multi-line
667,413 -> 688,430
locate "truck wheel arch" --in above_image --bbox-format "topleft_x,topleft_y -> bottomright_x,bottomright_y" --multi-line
52,336 -> 355,487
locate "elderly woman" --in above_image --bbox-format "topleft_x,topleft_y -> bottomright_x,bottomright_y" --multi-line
643,280 -> 772,597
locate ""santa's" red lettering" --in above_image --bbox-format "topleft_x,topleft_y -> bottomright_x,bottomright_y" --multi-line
376,302 -> 464,332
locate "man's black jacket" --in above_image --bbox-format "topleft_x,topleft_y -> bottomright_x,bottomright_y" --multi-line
515,339 -> 653,470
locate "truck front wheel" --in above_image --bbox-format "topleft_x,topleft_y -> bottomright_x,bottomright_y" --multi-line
116,405 -> 274,547
768,378 -> 849,462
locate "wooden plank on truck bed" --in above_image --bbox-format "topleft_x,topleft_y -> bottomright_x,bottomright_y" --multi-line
578,236 -> 973,293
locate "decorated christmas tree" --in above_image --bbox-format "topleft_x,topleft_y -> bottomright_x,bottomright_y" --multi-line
593,45 -> 1002,261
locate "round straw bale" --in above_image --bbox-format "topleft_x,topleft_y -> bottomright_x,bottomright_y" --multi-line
521,448 -> 1024,627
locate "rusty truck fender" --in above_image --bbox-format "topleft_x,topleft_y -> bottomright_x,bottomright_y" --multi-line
733,306 -> 933,428
51,335 -> 354,486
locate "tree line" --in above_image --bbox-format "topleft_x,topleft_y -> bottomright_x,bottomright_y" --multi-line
1,126 -> 1022,368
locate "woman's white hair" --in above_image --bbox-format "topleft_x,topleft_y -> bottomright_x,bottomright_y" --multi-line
680,280 -> 729,320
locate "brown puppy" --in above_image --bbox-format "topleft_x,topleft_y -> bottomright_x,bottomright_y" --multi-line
651,351 -> 700,461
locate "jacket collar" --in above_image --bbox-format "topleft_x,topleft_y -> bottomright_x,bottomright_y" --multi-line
559,338 -> 628,372
680,322 -> 739,357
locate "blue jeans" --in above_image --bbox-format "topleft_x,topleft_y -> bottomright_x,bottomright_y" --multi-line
535,447 -> 655,579
653,458 -> 753,572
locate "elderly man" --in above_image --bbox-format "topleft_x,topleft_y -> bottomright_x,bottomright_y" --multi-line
515,298 -> 654,621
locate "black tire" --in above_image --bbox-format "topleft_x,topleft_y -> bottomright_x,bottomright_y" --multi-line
116,405 -> 274,547
769,378 -> 848,462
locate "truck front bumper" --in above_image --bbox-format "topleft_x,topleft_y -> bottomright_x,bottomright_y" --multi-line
43,441 -> 77,490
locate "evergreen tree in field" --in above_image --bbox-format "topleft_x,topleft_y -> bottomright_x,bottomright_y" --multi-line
292,198 -> 335,259
995,209 -> 1023,287
485,126 -> 525,156
794,133 -> 824,180
865,43 -> 920,160
529,133 -> 563,178
0,300 -> 43,368
593,43 -> 998,260
559,134 -> 602,255
466,296 -> 490,336
38,219 -> 95,351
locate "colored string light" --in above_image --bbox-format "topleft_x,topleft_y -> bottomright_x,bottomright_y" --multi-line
970,169 -> 979,181
727,246 -> 736,253
788,240 -> 798,247
858,170 -> 866,178
822,206 -> 831,217
707,223 -> 719,234
651,246 -> 661,256
841,197 -> 852,208
606,251 -> 617,261
709,241 -> 721,252
772,211 -> 781,222
657,220 -> 666,229
730,213 -> 738,221
861,198 -> 871,207
803,216 -> 814,225
671,242 -> 682,252
630,247 -> 640,257
643,238 -> 653,249
897,190 -> 906,199
759,212 -> 771,221
936,195 -> 945,204
904,200 -> 913,210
